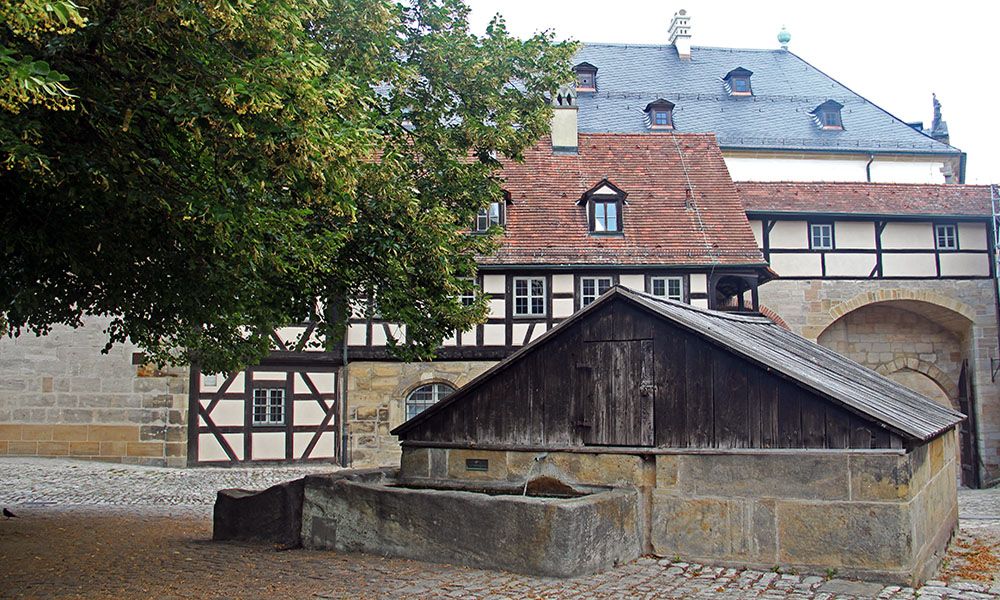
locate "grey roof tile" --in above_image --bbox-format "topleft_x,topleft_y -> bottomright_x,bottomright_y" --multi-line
573,44 -> 960,155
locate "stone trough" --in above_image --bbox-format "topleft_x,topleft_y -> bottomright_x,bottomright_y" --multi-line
215,468 -> 641,577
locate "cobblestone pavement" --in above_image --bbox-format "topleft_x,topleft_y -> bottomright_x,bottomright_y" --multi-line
1,457 -> 999,599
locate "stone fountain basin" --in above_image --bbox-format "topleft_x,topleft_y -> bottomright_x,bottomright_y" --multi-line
300,470 -> 642,577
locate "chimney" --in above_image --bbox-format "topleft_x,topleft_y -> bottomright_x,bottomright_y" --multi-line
551,85 -> 578,154
668,10 -> 692,60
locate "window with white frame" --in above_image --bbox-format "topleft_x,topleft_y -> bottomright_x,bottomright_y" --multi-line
458,277 -> 477,307
580,276 -> 613,307
405,382 -> 454,421
935,224 -> 957,250
650,276 -> 684,302
473,201 -> 504,232
252,388 -> 285,425
591,199 -> 620,233
513,277 -> 546,317
809,223 -> 834,250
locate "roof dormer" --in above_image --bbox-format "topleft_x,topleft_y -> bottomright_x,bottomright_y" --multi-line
578,179 -> 627,234
811,100 -> 844,130
644,99 -> 675,130
723,67 -> 753,96
573,62 -> 598,92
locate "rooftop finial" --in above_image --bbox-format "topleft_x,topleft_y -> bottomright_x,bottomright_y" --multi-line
778,25 -> 791,50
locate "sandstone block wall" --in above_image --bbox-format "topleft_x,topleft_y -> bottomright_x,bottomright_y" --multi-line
344,360 -> 495,467
400,434 -> 959,586
758,279 -> 1000,483
0,318 -> 189,466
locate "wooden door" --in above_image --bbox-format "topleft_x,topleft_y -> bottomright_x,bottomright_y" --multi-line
957,360 -> 981,488
579,339 -> 654,446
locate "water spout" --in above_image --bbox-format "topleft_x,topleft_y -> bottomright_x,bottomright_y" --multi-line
522,453 -> 548,496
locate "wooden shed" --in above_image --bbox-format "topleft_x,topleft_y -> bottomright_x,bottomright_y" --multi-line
393,286 -> 964,585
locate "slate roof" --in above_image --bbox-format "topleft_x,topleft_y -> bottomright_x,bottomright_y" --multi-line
395,287 -> 964,442
573,44 -> 961,156
738,182 -> 994,218
487,133 -> 766,267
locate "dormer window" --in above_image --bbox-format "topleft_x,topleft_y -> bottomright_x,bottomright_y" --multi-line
573,62 -> 598,92
578,179 -> 626,234
472,191 -> 511,233
723,67 -> 753,96
811,100 -> 844,130
645,99 -> 675,130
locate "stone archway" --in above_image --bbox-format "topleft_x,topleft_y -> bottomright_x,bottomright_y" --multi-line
817,297 -> 975,483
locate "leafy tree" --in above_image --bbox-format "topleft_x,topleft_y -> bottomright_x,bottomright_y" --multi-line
1,0 -> 575,371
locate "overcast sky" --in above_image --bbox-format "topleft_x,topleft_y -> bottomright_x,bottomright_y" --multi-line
465,1 -> 999,186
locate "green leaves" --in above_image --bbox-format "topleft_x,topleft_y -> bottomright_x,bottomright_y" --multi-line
1,0 -> 574,371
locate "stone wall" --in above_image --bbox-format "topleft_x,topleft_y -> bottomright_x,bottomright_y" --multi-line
0,318 -> 188,466
344,360 -> 496,467
758,279 -> 1000,483
399,432 -> 959,586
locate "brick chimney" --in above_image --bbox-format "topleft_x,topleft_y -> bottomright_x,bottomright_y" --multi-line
668,10 -> 692,60
551,85 -> 578,154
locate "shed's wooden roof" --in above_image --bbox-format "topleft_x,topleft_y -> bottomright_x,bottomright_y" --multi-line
394,287 -> 963,442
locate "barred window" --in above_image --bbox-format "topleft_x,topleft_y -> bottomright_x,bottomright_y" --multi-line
405,383 -> 454,421
253,388 -> 285,425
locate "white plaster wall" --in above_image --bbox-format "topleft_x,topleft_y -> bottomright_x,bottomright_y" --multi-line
488,299 -> 505,318
882,253 -> 937,277
940,253 -> 990,277
725,155 -> 947,184
251,432 -> 286,460
769,253 -> 822,277
882,223 -> 934,249
294,400 -> 327,426
619,274 -> 645,291
207,400 -> 245,427
769,221 -> 808,249
834,222 -> 876,249
511,323 -> 530,346
825,253 -> 877,277
958,223 -> 988,250
552,297 -> 574,318
482,274 -> 506,295
750,220 -> 763,247
483,324 -> 505,345
869,159 -> 946,184
690,274 -> 708,294
347,323 -> 367,346
552,274 -> 574,294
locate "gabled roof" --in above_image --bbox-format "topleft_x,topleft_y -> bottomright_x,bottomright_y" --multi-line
738,182 -> 994,218
394,287 -> 964,441
487,133 -> 766,266
572,44 -> 961,155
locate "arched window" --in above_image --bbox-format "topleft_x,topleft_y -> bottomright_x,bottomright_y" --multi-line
405,383 -> 455,421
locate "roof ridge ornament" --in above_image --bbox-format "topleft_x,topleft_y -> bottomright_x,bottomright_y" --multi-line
778,25 -> 791,50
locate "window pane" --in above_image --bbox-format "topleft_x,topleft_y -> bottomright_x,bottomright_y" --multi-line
606,203 -> 617,231
583,279 -> 594,296
489,202 -> 501,226
531,296 -> 544,314
594,202 -> 606,231
597,278 -> 612,294
531,279 -> 544,296
668,279 -> 682,300
652,279 -> 665,296
515,297 -> 527,314
515,279 -> 527,295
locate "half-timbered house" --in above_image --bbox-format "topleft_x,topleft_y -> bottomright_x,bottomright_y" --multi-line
1,10 -> 997,484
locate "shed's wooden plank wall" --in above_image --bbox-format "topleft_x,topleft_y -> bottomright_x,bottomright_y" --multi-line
404,301 -> 900,449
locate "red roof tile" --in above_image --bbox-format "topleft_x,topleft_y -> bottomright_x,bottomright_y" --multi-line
737,182 -> 994,217
485,134 -> 765,266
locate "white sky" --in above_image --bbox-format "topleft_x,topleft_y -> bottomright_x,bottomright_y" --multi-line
465,0 -> 999,185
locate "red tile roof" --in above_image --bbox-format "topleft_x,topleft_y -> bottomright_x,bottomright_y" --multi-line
485,134 -> 766,266
737,182 -> 994,217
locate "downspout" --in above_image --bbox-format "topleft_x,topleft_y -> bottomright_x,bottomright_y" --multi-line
340,334 -> 349,468
865,154 -> 875,183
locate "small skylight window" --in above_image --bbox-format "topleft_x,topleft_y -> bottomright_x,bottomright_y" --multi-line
644,99 -> 675,130
811,100 -> 844,130
723,67 -> 753,96
573,62 -> 598,92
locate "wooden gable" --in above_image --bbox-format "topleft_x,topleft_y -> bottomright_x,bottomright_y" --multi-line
395,295 -> 922,450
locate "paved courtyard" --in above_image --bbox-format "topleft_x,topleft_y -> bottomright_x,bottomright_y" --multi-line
0,458 -> 998,599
